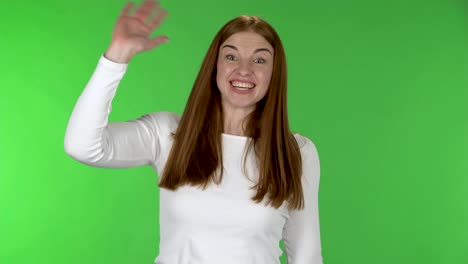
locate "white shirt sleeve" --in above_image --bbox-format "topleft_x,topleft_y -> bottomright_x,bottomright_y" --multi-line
282,136 -> 323,264
64,55 -> 160,168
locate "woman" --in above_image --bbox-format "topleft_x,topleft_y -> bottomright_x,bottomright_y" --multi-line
64,0 -> 323,263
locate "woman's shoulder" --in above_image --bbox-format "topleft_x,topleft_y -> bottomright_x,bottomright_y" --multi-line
145,111 -> 181,135
147,111 -> 181,124
293,133 -> 320,182
293,133 -> 319,158
293,133 -> 316,149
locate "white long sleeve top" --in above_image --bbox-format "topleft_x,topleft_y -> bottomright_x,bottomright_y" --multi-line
64,55 -> 323,264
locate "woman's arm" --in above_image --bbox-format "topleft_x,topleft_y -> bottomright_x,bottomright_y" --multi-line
64,55 -> 159,168
282,136 -> 323,263
64,1 -> 170,168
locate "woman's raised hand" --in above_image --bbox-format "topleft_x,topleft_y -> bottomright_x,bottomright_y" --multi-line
105,0 -> 168,63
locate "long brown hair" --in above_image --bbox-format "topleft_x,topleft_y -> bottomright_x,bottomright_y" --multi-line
158,15 -> 305,210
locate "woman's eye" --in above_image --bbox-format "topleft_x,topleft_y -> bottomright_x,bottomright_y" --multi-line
226,55 -> 236,61
254,58 -> 266,64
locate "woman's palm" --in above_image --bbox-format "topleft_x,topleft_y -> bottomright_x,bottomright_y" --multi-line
111,0 -> 168,55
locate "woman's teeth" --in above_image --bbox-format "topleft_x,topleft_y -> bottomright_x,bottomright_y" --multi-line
231,81 -> 255,89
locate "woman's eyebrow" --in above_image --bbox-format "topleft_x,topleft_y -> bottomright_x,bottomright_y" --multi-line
221,44 -> 273,55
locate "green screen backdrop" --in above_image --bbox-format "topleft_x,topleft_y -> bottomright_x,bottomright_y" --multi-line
1,0 -> 467,263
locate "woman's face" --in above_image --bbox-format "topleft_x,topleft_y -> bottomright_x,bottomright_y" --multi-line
216,31 -> 274,114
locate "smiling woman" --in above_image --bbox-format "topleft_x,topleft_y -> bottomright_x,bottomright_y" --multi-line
63,0 -> 323,263
217,31 -> 274,119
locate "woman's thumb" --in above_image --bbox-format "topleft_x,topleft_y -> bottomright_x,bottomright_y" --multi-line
147,36 -> 169,50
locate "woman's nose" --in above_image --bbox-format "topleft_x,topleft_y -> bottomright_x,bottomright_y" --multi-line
237,61 -> 253,75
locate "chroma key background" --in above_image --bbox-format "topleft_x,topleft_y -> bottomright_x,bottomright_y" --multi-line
0,0 -> 467,263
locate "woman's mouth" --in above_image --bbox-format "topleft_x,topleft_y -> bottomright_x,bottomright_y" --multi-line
230,81 -> 256,90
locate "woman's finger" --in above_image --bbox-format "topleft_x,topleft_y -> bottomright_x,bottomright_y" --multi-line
148,8 -> 167,32
119,2 -> 135,18
143,1 -> 161,25
146,35 -> 169,50
134,0 -> 156,22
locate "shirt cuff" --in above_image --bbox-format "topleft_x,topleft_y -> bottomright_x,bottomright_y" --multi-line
98,54 -> 128,72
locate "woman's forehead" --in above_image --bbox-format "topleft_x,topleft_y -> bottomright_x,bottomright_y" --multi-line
220,32 -> 273,52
